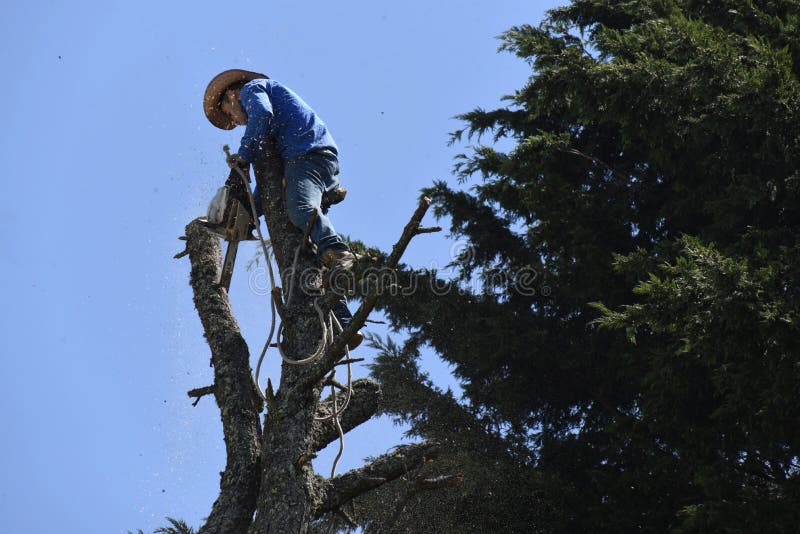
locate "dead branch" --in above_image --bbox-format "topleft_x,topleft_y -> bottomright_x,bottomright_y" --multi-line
310,379 -> 382,452
187,385 -> 215,407
324,377 -> 349,392
560,147 -> 630,182
334,357 -> 365,367
315,441 -> 441,517
309,196 -> 433,386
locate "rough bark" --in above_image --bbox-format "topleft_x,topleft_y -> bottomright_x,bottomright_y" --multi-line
182,142 -> 442,534
316,441 -> 441,517
310,378 -> 382,452
247,147 -> 329,533
185,220 -> 262,534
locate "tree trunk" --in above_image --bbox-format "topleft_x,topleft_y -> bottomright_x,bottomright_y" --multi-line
182,142 -> 443,534
247,148 -> 329,532
183,220 -> 262,534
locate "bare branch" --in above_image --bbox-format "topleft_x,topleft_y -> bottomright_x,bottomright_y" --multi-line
414,226 -> 442,235
185,219 -> 262,534
310,378 -> 382,452
334,357 -> 365,367
187,385 -> 215,407
560,147 -> 630,182
315,441 -> 440,517
310,197 -> 433,386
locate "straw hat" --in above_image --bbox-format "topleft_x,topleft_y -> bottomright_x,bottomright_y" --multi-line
203,69 -> 268,130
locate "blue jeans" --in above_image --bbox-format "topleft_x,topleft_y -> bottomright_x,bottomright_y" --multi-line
253,150 -> 347,255
253,149 -> 353,327
285,150 -> 348,256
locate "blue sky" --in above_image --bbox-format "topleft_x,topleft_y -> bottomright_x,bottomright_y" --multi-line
1,1 -> 560,532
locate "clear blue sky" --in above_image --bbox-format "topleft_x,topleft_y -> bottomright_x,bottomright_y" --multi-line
0,1 -> 560,532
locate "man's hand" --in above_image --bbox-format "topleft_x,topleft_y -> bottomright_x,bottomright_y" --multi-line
222,147 -> 257,218
226,153 -> 249,172
225,153 -> 250,205
226,168 -> 249,203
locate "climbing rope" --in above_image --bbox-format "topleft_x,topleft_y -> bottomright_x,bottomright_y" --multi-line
315,312 -> 354,421
222,146 -> 278,402
222,146 -> 353,478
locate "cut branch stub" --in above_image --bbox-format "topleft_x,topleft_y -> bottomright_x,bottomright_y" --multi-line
187,385 -> 215,407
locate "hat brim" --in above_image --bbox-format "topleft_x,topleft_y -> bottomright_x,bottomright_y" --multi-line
204,69 -> 268,130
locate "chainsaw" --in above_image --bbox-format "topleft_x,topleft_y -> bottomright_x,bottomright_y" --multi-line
199,153 -> 348,291
199,185 -> 258,291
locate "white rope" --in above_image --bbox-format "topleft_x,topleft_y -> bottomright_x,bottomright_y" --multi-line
329,374 -> 345,479
315,311 -> 352,479
223,146 -> 275,401
315,311 -> 353,421
276,211 -> 334,366
276,299 -> 332,366
222,146 -> 353,480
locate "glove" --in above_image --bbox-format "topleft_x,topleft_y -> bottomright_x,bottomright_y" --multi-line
225,168 -> 260,221
226,153 -> 249,172
224,154 -> 257,218
226,162 -> 251,202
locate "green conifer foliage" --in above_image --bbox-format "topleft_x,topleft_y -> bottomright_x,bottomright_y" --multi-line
359,1 -> 800,531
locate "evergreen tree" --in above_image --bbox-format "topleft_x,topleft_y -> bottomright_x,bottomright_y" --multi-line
354,1 -> 800,531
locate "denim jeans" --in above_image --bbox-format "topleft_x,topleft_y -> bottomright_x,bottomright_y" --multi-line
284,150 -> 349,256
331,297 -> 353,331
252,149 -> 354,327
253,150 -> 347,256
286,151 -> 353,329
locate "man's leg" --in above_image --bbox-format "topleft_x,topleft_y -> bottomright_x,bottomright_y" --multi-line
283,152 -> 362,349
284,153 -> 348,255
331,297 -> 364,351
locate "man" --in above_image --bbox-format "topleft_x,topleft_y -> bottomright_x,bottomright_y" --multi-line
203,69 -> 362,349
203,69 -> 357,269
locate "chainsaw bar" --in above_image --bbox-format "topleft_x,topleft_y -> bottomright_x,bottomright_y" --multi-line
199,198 -> 255,291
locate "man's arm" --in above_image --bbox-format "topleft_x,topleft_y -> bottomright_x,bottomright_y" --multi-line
237,81 -> 273,163
224,156 -> 264,218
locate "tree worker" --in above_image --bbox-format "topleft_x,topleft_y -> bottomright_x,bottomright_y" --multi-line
203,68 -> 362,350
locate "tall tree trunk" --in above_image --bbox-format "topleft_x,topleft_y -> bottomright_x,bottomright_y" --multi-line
183,221 -> 262,534
181,142 -> 444,534
247,147 -> 329,532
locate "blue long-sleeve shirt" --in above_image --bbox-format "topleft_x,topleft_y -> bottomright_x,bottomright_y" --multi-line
236,78 -> 338,163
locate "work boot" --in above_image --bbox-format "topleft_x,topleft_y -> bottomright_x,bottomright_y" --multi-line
347,330 -> 364,351
320,248 -> 357,270
321,186 -> 347,213
337,330 -> 364,357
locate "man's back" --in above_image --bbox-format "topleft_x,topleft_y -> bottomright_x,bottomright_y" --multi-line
237,79 -> 338,161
